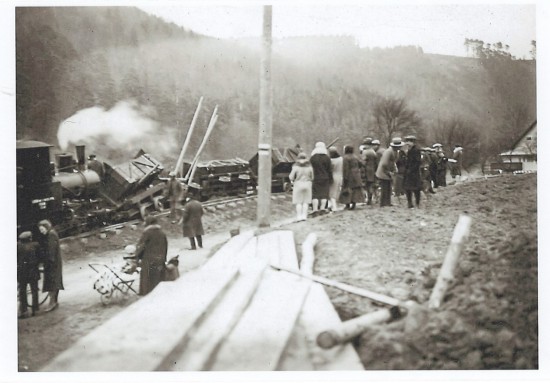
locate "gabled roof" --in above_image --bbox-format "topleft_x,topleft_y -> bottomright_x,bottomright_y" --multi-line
500,120 -> 537,157
510,120 -> 537,150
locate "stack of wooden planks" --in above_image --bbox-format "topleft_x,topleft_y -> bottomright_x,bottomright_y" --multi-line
43,230 -> 363,371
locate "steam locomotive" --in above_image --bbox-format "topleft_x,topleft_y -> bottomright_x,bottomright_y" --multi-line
16,140 -> 171,237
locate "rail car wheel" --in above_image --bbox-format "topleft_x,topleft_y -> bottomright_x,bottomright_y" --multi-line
139,204 -> 149,220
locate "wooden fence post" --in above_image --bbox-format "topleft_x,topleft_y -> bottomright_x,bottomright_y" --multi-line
428,214 -> 472,309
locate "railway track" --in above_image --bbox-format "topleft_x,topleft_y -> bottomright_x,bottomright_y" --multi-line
59,193 -> 288,242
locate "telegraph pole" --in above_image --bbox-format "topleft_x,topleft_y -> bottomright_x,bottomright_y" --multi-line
257,5 -> 273,227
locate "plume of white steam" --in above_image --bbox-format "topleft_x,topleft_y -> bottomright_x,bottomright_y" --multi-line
57,100 -> 178,165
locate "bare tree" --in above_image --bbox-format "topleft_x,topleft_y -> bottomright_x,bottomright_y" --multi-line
432,117 -> 481,170
371,96 -> 421,146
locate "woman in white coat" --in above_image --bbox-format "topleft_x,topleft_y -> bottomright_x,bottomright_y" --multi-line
328,146 -> 343,212
288,152 -> 314,221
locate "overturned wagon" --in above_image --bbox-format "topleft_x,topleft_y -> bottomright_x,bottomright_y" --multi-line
100,150 -> 166,219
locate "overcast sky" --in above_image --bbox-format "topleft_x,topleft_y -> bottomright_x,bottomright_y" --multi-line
140,1 -> 536,58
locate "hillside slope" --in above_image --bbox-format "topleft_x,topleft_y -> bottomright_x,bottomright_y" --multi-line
16,7 -> 536,167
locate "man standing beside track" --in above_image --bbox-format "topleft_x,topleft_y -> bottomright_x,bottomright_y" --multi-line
181,195 -> 205,250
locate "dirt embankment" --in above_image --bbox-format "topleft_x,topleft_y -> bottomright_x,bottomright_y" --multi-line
287,173 -> 537,369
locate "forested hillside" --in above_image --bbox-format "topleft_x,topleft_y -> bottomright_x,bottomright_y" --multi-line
16,6 -> 536,169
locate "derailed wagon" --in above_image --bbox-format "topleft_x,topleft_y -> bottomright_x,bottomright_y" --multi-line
181,158 -> 255,201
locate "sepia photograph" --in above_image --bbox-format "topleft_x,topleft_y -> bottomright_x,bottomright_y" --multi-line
2,0 -> 548,381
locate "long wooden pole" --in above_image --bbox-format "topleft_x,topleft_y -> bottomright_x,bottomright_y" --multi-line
188,113 -> 218,184
428,214 -> 472,309
271,264 -> 404,308
175,97 -> 204,177
184,106 -> 218,181
257,5 -> 273,228
326,137 -> 340,148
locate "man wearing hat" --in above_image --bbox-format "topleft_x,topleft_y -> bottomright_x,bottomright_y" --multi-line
433,143 -> 448,187
451,144 -> 464,182
361,138 -> 378,205
375,137 -> 403,207
403,135 -> 422,208
166,171 -> 184,222
17,231 -> 41,318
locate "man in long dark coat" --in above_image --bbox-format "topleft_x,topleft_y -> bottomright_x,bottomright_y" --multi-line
181,196 -> 205,250
18,231 -> 41,318
38,219 -> 63,312
403,136 -> 423,208
135,215 -> 168,295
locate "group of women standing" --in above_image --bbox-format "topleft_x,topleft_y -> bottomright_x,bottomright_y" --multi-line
289,141 -> 366,221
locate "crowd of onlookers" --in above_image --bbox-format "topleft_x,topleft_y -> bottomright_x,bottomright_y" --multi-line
288,136 -> 464,221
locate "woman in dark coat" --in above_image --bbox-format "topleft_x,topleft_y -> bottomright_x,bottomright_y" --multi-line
309,142 -> 333,215
340,145 -> 364,210
38,219 -> 63,312
135,215 -> 168,295
403,136 -> 423,208
17,231 -> 41,318
182,196 -> 205,250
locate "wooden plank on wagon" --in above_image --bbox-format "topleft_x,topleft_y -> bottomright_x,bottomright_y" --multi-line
297,283 -> 364,370
165,257 -> 268,371
209,269 -> 311,371
42,268 -> 240,372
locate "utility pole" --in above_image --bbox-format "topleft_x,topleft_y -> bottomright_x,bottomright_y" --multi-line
257,5 -> 273,228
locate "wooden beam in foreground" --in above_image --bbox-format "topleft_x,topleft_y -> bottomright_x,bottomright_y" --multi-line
429,214 -> 472,309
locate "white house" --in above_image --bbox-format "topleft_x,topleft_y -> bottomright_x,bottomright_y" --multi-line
499,120 -> 537,172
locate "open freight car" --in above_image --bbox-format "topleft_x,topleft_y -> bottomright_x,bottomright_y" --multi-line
182,158 -> 255,201
248,147 -> 300,192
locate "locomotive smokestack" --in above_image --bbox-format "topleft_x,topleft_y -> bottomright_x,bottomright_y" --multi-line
75,145 -> 86,171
